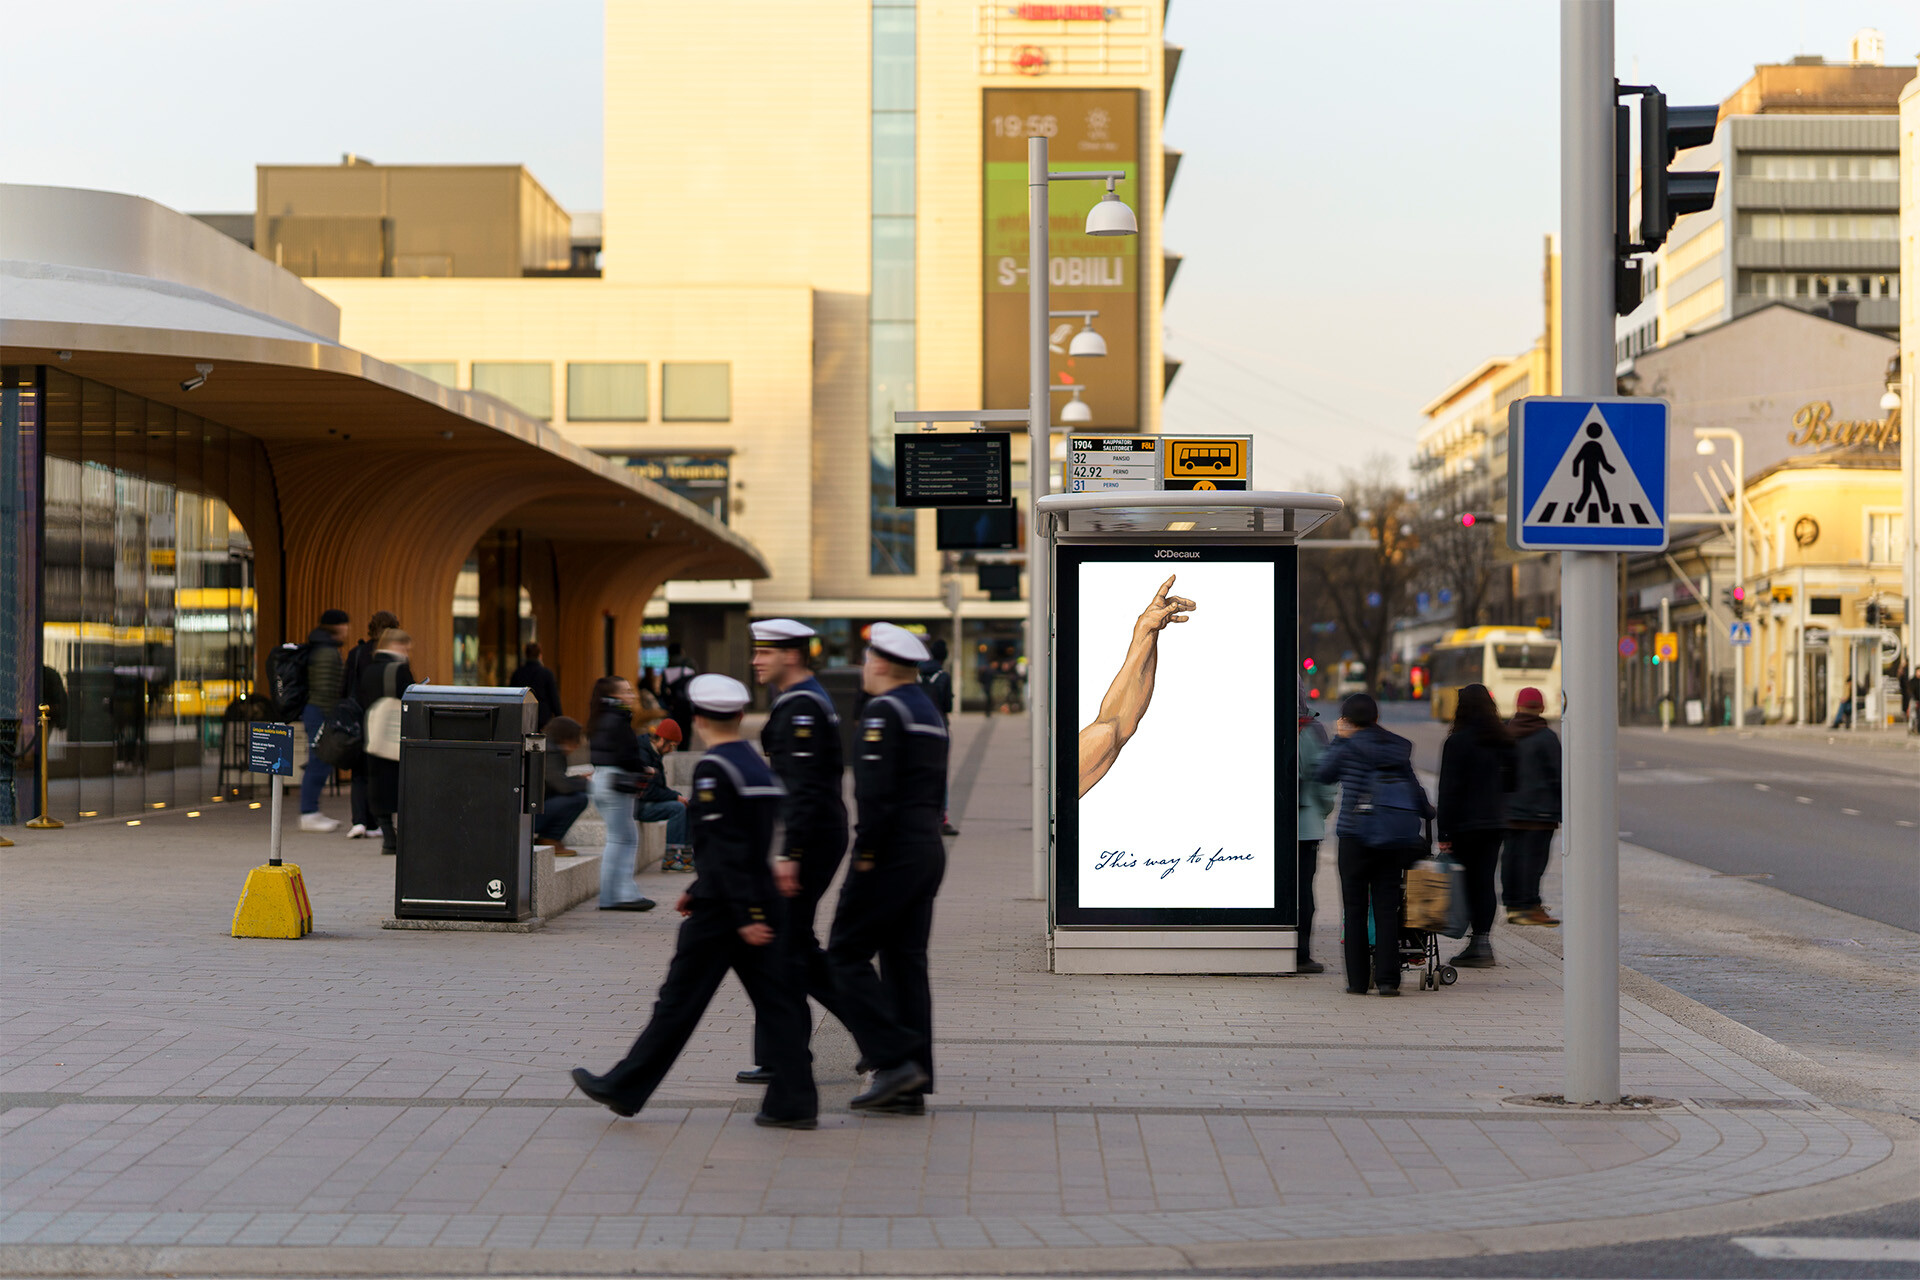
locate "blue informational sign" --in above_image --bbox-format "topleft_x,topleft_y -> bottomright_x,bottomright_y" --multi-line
248,723 -> 295,777
1507,397 -> 1669,552
1729,621 -> 1754,648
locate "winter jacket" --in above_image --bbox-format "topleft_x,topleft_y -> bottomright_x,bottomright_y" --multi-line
1505,713 -> 1562,827
304,627 -> 345,715
588,698 -> 647,775
541,745 -> 586,798
1436,728 -> 1516,841
355,653 -> 416,814
1315,724 -> 1433,840
1297,724 -> 1338,841
509,659 -> 563,727
634,735 -> 680,805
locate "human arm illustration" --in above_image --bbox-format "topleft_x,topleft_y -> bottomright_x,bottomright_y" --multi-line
1077,574 -> 1196,797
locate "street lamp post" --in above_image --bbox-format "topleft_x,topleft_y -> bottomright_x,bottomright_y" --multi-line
1026,135 -> 1134,900
1695,429 -> 1745,728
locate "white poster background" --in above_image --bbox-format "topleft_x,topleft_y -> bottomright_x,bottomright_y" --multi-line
1074,559 -> 1276,909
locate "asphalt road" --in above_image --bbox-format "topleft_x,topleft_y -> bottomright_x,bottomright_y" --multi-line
1380,705 -> 1919,932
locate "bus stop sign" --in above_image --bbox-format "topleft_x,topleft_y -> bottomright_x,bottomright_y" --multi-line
1508,397 -> 1668,553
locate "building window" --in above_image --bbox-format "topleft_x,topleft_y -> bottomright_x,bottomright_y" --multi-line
471,362 -> 553,420
567,363 -> 648,421
869,0 -> 917,576
661,362 -> 731,421
1737,212 -> 1899,241
397,361 -> 457,388
1739,154 -> 1898,181
1867,512 -> 1902,565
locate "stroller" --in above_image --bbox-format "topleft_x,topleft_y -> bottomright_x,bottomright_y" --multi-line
1398,823 -> 1459,991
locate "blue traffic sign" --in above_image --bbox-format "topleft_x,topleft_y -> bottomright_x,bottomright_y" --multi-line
1507,397 -> 1668,552
1728,620 -> 1753,648
248,723 -> 294,776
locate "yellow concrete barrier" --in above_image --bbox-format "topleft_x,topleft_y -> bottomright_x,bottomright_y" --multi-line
231,862 -> 312,938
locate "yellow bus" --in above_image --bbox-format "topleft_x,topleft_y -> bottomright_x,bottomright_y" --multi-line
1426,627 -> 1561,722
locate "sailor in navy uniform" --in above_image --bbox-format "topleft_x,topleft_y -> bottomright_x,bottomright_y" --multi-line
735,618 -> 854,1085
572,674 -> 818,1129
830,622 -> 950,1113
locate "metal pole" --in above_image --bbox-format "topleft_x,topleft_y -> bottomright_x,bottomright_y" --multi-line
1028,135 -> 1052,903
1560,0 -> 1621,1104
1659,596 -> 1671,730
1732,434 -> 1746,728
25,705 -> 63,829
268,771 -> 284,867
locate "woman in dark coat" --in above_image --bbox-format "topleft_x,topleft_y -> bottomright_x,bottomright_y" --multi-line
1436,683 -> 1516,968
1316,693 -> 1434,996
355,627 -> 417,857
589,676 -> 656,912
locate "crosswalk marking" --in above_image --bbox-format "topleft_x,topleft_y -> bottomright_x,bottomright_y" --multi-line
1733,1236 -> 1920,1262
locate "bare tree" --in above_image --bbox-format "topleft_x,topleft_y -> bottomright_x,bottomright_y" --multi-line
1414,507 -> 1496,628
1300,455 -> 1421,693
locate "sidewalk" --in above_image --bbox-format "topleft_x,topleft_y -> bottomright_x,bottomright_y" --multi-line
1,714 -> 1911,1276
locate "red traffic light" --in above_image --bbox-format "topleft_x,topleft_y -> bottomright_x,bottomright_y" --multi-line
1460,512 -> 1476,527
1731,586 -> 1745,601
1308,687 -> 1320,699
1302,658 -> 1316,672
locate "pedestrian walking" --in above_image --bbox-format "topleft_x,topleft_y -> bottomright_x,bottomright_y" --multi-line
634,718 -> 690,864
1295,682 -> 1337,975
571,674 -> 819,1130
829,622 -> 948,1112
354,627 -> 416,858
342,610 -> 398,839
589,675 -> 657,912
1437,683 -> 1516,969
1316,692 -> 1433,996
534,716 -> 590,856
297,609 -> 351,832
508,642 -> 563,728
737,619 -> 854,1086
1502,687 -> 1561,927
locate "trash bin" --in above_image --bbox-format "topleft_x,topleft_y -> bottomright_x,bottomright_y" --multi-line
394,685 -> 545,922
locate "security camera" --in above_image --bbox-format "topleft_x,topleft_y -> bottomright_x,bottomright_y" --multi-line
179,362 -> 214,392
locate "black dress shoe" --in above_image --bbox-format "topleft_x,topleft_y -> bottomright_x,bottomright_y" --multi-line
736,1066 -> 775,1084
599,898 -> 657,912
869,1093 -> 925,1116
850,1062 -> 929,1110
570,1067 -> 638,1117
941,821 -> 960,836
753,1112 -> 818,1130
1296,958 -> 1326,974
1377,987 -> 1402,997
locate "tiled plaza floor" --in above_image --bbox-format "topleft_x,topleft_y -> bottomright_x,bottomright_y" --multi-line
0,715 -> 1910,1274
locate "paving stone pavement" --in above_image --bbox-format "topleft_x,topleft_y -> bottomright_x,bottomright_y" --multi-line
0,714 -> 1910,1274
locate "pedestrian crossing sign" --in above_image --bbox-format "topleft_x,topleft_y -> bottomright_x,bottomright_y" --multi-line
1507,396 -> 1669,552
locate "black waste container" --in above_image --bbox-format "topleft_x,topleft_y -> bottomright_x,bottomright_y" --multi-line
394,685 -> 546,922
814,665 -> 868,762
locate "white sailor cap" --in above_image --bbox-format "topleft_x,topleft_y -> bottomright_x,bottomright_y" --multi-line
750,618 -> 816,649
687,673 -> 751,717
868,621 -> 930,666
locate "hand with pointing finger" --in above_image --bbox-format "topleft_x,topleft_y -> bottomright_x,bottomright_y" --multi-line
1134,574 -> 1198,638
1080,573 -> 1200,797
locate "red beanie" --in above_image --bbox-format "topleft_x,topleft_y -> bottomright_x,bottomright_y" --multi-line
1516,687 -> 1546,710
654,719 -> 683,743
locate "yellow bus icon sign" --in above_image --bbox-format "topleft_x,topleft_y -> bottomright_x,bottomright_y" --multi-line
1166,438 -> 1246,478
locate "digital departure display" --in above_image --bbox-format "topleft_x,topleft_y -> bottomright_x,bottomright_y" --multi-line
893,432 -> 1012,507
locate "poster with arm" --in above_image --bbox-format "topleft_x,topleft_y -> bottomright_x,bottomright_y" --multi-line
1054,544 -> 1297,928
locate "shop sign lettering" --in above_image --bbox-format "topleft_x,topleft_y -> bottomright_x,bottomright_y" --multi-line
1787,401 -> 1900,451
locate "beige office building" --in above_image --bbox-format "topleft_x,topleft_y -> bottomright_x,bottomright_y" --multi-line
245,2 -> 1182,689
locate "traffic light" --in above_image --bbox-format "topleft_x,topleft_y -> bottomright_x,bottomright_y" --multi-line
1639,92 -> 1719,251
1458,512 -> 1492,528
1721,585 -> 1746,619
1302,657 -> 1316,673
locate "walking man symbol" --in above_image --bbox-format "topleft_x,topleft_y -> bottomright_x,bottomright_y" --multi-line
1571,423 -> 1615,518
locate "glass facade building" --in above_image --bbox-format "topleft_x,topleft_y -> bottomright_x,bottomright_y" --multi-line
3,367 -> 268,824
868,0 -> 917,574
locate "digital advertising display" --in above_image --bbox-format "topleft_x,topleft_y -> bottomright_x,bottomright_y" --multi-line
1054,544 -> 1298,928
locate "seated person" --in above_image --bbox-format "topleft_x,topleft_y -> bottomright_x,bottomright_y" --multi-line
636,718 -> 692,866
535,716 -> 590,855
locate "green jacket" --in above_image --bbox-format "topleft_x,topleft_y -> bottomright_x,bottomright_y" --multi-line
1297,725 -> 1338,841
304,628 -> 345,716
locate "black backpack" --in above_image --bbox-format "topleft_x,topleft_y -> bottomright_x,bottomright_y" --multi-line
267,642 -> 313,721
919,665 -> 953,716
313,694 -> 366,768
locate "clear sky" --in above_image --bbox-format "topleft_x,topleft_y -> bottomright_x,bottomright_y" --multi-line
4,2 -> 1912,490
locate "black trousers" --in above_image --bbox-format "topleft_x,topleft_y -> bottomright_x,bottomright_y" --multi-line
1297,839 -> 1321,963
754,824 -> 851,1068
1337,837 -> 1404,992
1450,830 -> 1503,934
602,904 -> 817,1121
350,768 -> 372,829
1502,827 -> 1554,910
828,842 -> 945,1087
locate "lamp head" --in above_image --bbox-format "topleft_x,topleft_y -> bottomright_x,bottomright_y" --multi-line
1059,389 -> 1093,424
1067,321 -> 1107,357
1084,182 -> 1137,237
1695,438 -> 1716,456
1880,390 -> 1900,413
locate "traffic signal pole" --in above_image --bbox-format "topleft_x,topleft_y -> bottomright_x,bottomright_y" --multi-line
1561,0 -> 1622,1103
1029,134 -> 1052,902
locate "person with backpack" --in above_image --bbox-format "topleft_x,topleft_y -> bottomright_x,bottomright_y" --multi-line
1502,687 -> 1561,928
341,611 -> 398,839
1295,682 -> 1337,975
355,627 -> 417,857
1316,692 -> 1433,996
1437,683 -> 1517,969
296,609 -> 351,833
